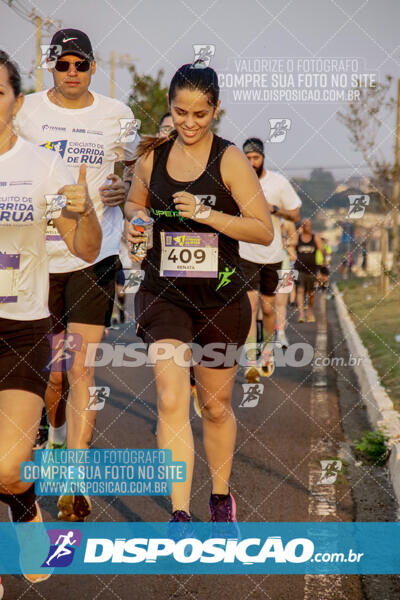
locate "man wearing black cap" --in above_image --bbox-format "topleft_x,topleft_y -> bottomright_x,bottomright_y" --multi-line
14,28 -> 138,521
240,137 -> 301,379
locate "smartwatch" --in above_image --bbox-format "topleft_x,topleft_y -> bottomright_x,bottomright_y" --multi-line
272,205 -> 279,214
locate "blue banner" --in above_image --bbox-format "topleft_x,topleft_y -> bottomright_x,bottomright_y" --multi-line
0,522 -> 399,575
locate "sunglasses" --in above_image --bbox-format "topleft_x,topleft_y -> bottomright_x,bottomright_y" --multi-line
54,59 -> 91,72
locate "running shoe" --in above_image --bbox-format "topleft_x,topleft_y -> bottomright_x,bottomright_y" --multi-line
298,315 -> 305,323
33,425 -> 49,450
191,383 -> 202,417
244,360 -> 261,383
46,440 -> 66,450
260,343 -> 275,377
169,510 -> 192,523
276,330 -> 289,349
57,495 -> 91,522
168,510 -> 194,543
307,313 -> 316,323
8,502 -> 52,583
209,492 -> 240,538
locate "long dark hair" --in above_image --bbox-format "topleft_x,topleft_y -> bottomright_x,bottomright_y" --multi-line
134,63 -> 219,160
0,50 -> 21,97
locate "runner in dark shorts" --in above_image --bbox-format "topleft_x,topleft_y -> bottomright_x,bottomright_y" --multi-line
125,63 -> 273,527
295,219 -> 324,322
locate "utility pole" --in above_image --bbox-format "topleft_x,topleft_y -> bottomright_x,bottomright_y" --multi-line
35,15 -> 43,92
391,79 -> 400,276
110,50 -> 116,99
97,52 -> 134,99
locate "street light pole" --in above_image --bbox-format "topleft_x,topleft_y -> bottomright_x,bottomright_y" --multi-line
35,15 -> 43,92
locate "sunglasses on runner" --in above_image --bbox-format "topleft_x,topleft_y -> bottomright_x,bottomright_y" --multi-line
54,59 -> 91,72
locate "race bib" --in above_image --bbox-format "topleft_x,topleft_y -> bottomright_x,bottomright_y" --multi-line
0,252 -> 20,303
46,218 -> 62,241
160,232 -> 218,278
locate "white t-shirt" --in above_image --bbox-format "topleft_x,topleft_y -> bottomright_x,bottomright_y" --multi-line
15,90 -> 138,273
239,170 -> 301,264
0,137 -> 74,320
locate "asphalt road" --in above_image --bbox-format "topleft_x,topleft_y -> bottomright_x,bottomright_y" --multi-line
1,291 -> 399,599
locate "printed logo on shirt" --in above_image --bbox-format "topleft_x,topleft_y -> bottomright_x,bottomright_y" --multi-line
151,207 -> 187,222
42,124 -> 67,133
40,139 -> 105,167
66,142 -> 105,167
40,140 -> 68,158
216,266 -> 236,291
73,128 -> 86,134
0,196 -> 34,224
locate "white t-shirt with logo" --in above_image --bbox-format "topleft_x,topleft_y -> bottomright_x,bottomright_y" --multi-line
15,90 -> 138,273
0,137 -> 74,320
239,170 -> 301,264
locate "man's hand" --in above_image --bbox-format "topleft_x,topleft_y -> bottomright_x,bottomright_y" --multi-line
58,164 -> 93,215
99,173 -> 126,206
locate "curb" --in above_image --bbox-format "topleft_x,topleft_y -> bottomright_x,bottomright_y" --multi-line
333,283 -> 400,505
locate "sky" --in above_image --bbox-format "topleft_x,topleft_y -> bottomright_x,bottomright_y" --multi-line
1,0 -> 399,180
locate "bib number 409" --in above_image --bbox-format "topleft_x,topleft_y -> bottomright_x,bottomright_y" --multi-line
167,248 -> 206,264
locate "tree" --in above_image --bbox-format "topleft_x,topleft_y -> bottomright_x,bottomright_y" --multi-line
337,75 -> 395,210
291,169 -> 336,219
337,76 -> 396,287
127,65 -> 169,135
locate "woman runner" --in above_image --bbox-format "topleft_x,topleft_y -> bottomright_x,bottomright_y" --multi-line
125,63 -> 273,523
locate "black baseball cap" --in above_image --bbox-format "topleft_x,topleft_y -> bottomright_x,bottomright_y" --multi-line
49,28 -> 94,61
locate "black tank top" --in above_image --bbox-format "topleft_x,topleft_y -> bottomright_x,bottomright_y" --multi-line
295,233 -> 317,272
141,134 -> 246,309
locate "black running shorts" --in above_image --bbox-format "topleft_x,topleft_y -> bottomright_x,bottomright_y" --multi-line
135,287 -> 251,368
297,270 -> 317,293
0,317 -> 51,398
49,255 -> 117,333
240,258 -> 282,296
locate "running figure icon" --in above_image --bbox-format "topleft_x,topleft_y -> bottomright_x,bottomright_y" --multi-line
45,531 -> 77,566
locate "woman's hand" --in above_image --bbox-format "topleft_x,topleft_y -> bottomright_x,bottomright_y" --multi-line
127,210 -> 152,262
173,191 -> 211,221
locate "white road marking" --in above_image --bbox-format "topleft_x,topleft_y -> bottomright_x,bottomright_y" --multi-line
304,294 -> 345,599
